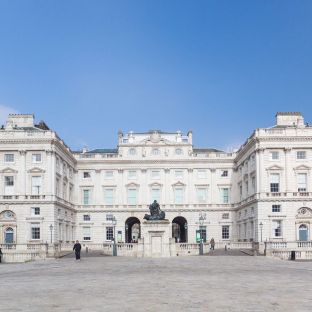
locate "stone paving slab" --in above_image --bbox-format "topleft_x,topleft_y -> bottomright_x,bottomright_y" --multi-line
0,255 -> 311,312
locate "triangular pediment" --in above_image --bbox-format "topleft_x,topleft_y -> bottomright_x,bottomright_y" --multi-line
27,167 -> 45,173
172,181 -> 186,187
293,165 -> 310,171
0,167 -> 18,174
266,165 -> 283,171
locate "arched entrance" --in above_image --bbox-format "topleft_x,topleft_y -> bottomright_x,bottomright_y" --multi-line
299,224 -> 308,241
125,217 -> 141,243
5,227 -> 14,244
172,216 -> 188,243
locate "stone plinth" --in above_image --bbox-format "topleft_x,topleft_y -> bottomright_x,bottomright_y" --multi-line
140,219 -> 172,258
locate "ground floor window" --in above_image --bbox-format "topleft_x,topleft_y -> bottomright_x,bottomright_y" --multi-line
31,224 -> 40,240
106,227 -> 114,241
272,220 -> 282,237
196,226 -> 206,242
222,225 -> 230,239
83,227 -> 91,241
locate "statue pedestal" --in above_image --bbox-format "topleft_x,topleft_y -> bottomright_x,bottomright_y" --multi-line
140,220 -> 173,258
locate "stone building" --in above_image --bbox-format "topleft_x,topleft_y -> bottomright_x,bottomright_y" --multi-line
0,112 -> 311,246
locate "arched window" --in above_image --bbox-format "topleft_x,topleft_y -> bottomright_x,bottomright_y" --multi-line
129,148 -> 136,156
175,148 -> 183,155
152,148 -> 160,156
299,224 -> 308,241
5,227 -> 14,244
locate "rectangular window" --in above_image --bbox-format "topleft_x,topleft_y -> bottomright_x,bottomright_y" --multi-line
297,173 -> 307,192
272,220 -> 282,237
174,188 -> 183,204
32,153 -> 42,163
151,188 -> 160,203
128,170 -> 137,179
272,205 -> 281,213
221,188 -> 229,204
105,171 -> 114,179
31,224 -> 40,240
251,177 -> 256,190
270,173 -> 280,193
106,227 -> 114,241
127,188 -> 137,205
4,153 -> 14,163
197,169 -> 207,179
83,227 -> 91,240
221,170 -> 228,177
151,170 -> 160,179
4,176 -> 14,195
270,151 -> 279,160
31,207 -> 40,216
83,214 -> 90,221
104,188 -> 114,205
106,214 -> 114,221
222,213 -> 229,219
222,225 -> 230,239
83,189 -> 90,205
83,172 -> 91,179
297,151 -> 306,160
175,170 -> 183,178
31,176 -> 42,195
196,188 -> 207,203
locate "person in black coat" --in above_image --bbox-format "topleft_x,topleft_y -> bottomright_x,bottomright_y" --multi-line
73,240 -> 82,260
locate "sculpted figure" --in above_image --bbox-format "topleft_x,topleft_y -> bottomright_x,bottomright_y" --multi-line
144,200 -> 166,220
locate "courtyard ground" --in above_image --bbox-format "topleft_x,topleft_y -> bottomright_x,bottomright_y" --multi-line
0,253 -> 311,312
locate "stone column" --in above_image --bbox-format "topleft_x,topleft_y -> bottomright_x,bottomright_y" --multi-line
95,169 -> 101,205
117,169 -> 124,206
18,150 -> 26,195
141,169 -> 147,205
256,148 -> 265,194
164,168 -> 170,209
210,168 -> 216,204
187,168 -> 193,206
284,148 -> 292,193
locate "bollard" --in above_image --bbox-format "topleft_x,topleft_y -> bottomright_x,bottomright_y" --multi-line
86,247 -> 88,253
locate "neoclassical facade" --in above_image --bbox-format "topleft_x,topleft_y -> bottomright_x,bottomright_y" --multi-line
0,112 -> 311,246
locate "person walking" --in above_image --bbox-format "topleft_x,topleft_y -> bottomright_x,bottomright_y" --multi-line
210,238 -> 215,251
73,240 -> 82,260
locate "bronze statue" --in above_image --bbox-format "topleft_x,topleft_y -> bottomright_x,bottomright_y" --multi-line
144,200 -> 165,220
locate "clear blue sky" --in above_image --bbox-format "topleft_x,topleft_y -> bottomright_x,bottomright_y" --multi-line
0,0 -> 312,151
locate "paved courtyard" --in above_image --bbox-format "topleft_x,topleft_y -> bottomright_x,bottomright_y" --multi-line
0,254 -> 311,312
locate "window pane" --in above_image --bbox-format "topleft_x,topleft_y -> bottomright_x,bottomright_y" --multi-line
196,188 -> 207,203
32,154 -> 41,162
151,188 -> 160,202
175,188 -> 183,204
106,227 -> 114,240
32,176 -> 42,195
222,225 -> 230,239
83,190 -> 90,205
104,189 -> 114,205
5,154 -> 14,162
128,189 -> 137,205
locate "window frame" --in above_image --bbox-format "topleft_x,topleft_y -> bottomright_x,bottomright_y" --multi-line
4,153 -> 15,163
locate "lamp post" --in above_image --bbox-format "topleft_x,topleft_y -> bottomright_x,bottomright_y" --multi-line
112,216 -> 117,256
259,222 -> 263,243
199,215 -> 205,255
49,224 -> 53,244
